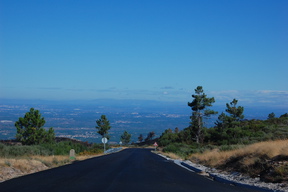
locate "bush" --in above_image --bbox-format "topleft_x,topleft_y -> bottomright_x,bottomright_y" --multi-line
0,140 -> 90,157
0,143 -> 5,151
219,144 -> 245,151
163,143 -> 199,158
159,131 -> 180,146
0,144 -> 51,157
79,143 -> 103,155
40,141 -> 89,155
163,143 -> 178,153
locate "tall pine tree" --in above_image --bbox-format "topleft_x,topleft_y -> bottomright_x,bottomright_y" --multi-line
95,115 -> 111,140
188,86 -> 217,143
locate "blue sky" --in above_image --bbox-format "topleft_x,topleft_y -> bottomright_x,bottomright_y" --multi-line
0,0 -> 287,107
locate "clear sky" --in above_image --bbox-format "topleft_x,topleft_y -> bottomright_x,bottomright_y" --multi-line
0,0 -> 287,107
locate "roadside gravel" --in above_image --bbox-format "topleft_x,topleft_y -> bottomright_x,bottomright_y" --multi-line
157,154 -> 288,192
182,160 -> 287,192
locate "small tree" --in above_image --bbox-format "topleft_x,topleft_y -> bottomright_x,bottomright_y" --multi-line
120,131 -> 131,145
145,131 -> 155,141
15,108 -> 55,145
188,86 -> 217,143
280,113 -> 288,118
95,115 -> 111,140
268,112 -> 276,119
225,98 -> 244,128
174,127 -> 179,133
215,99 -> 244,130
158,128 -> 180,146
138,134 -> 143,142
226,99 -> 244,119
214,98 -> 245,143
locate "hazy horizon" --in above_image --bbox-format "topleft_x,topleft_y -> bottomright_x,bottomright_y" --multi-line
1,97 -> 287,118
1,98 -> 287,143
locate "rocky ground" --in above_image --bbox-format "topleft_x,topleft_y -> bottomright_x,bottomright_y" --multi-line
156,152 -> 287,192
183,160 -> 288,192
0,159 -> 49,182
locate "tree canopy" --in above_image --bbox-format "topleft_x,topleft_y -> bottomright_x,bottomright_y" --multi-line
215,98 -> 244,130
187,86 -> 217,143
138,134 -> 143,142
95,115 -> 111,139
120,130 -> 132,145
145,131 -> 155,141
15,108 -> 55,145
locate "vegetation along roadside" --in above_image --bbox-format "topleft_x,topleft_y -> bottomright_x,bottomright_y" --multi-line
1,86 -> 287,186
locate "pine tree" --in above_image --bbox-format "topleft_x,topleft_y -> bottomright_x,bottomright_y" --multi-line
188,86 -> 217,143
15,108 -> 55,145
225,99 -> 244,128
138,134 -> 143,142
95,115 -> 111,140
268,112 -> 276,119
145,131 -> 155,141
120,131 -> 132,145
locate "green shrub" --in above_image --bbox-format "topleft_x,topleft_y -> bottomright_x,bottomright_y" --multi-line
219,144 -> 245,151
0,140 -> 90,157
163,143 -> 199,158
79,143 -> 103,155
0,144 -> 51,158
5,160 -> 11,167
0,143 -> 5,150
40,141 -> 89,155
163,144 -> 178,153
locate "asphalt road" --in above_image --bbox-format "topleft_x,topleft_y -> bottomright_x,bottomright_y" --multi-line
1,148 -> 263,192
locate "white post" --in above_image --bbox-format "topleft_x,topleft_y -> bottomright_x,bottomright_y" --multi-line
102,137 -> 108,153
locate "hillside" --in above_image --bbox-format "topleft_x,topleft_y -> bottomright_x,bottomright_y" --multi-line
0,137 -> 104,182
189,140 -> 288,183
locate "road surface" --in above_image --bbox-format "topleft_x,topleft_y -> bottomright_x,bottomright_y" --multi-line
1,148 -> 262,192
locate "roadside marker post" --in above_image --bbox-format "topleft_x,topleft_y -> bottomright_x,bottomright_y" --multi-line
153,142 -> 158,151
69,149 -> 76,160
102,137 -> 108,153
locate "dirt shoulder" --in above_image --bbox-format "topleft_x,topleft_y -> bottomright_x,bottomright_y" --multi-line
156,150 -> 288,192
0,155 -> 100,182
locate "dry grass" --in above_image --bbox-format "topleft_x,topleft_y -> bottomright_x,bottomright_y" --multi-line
0,156 -> 69,171
0,158 -> 50,182
189,140 -> 288,183
156,150 -> 183,160
0,154 -> 101,182
189,140 -> 288,167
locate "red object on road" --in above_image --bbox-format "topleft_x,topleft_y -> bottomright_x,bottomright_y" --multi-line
153,142 -> 158,146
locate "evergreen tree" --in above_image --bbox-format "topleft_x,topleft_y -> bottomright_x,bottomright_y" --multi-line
145,131 -> 155,141
225,99 -> 244,128
174,127 -> 179,133
280,113 -> 288,118
214,98 -> 245,143
188,86 -> 217,143
138,134 -> 143,142
216,99 -> 244,130
268,112 -> 276,119
120,131 -> 132,145
95,115 -> 111,140
15,108 -> 55,145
